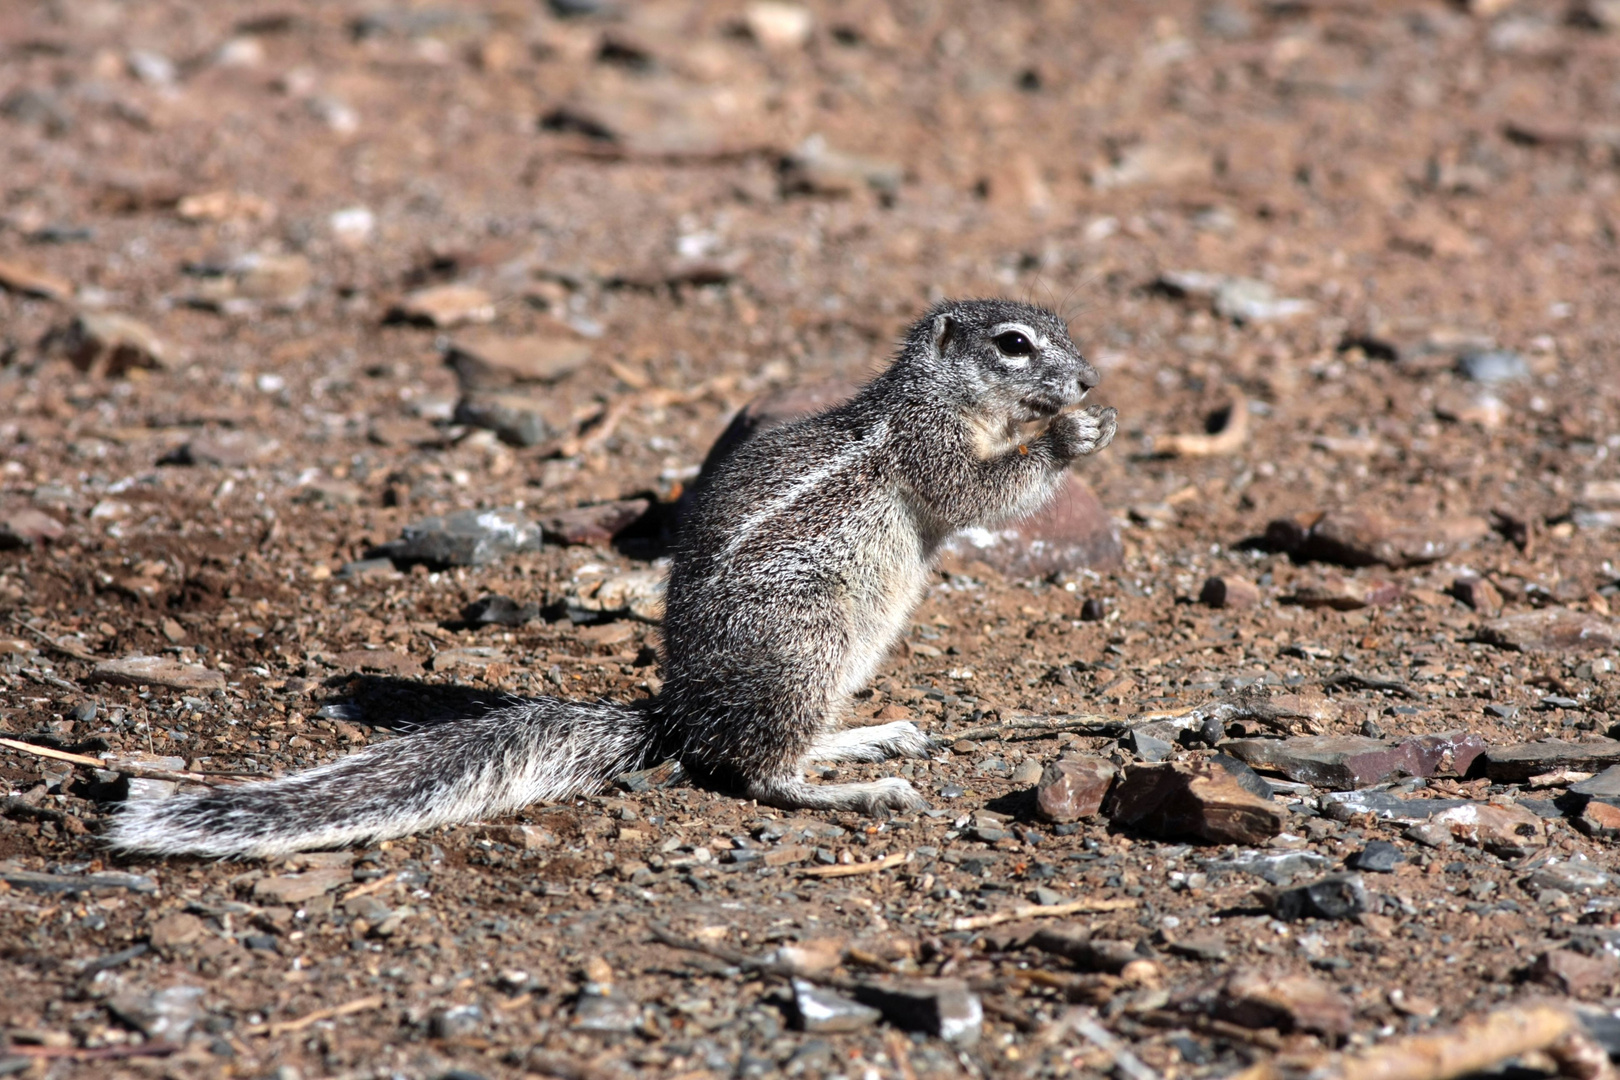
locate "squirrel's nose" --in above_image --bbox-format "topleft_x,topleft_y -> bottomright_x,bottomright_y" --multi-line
1076,356 -> 1100,393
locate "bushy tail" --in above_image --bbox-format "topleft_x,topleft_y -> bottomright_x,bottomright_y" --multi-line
106,697 -> 658,859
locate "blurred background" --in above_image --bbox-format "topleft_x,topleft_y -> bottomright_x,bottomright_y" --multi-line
2,0 -> 1617,537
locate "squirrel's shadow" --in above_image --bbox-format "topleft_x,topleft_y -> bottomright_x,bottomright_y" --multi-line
322,674 -> 534,734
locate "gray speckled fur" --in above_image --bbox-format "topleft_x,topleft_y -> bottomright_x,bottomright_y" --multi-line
107,300 -> 1117,857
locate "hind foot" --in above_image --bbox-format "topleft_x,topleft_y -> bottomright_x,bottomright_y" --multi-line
745,775 -> 928,816
806,721 -> 932,764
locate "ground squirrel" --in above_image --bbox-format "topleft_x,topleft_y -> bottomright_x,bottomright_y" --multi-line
109,299 -> 1117,857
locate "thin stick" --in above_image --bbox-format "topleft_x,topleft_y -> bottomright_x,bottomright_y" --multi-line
0,737 -> 244,786
950,897 -> 1137,932
799,852 -> 909,878
947,715 -> 1122,742
10,615 -> 97,660
244,994 -> 385,1037
340,871 -> 398,903
5,1042 -> 181,1061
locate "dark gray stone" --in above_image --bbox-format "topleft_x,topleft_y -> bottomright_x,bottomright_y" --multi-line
107,985 -> 205,1041
1346,840 -> 1402,873
1572,765 -> 1620,799
463,594 -> 540,626
1213,754 -> 1273,799
571,987 -> 638,1033
1127,730 -> 1175,762
430,1004 -> 485,1039
1263,873 -> 1369,921
0,867 -> 158,895
852,979 -> 982,1044
373,508 -> 542,567
1318,790 -> 1473,822
791,980 -> 881,1033
1456,348 -> 1529,383
1526,860 -> 1610,895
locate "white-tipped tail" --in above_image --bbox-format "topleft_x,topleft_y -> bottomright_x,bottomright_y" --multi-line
106,698 -> 656,858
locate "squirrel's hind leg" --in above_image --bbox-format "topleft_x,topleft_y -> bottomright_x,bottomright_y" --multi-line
745,774 -> 927,815
805,721 -> 931,763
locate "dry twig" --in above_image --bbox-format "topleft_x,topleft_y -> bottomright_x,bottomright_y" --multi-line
243,994 -> 385,1037
1232,1002 -> 1612,1080
0,737 -> 248,786
799,852 -> 909,878
951,897 -> 1138,932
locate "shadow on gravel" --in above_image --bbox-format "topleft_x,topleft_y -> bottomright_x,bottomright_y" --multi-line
330,675 -> 531,733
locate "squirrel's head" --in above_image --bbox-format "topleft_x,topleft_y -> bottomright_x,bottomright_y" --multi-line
906,299 -> 1100,423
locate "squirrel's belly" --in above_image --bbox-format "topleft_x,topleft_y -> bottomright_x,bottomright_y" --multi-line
835,529 -> 931,697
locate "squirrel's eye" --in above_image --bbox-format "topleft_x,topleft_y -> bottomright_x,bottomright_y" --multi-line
994,331 -> 1034,357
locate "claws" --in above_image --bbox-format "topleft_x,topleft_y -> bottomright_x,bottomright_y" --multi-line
1051,404 -> 1118,461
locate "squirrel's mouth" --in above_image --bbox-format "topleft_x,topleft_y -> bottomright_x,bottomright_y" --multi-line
1019,389 -> 1083,418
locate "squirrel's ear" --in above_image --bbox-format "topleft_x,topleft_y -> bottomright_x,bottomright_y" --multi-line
930,314 -> 956,355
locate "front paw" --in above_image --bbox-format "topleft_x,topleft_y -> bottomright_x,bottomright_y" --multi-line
1050,405 -> 1118,461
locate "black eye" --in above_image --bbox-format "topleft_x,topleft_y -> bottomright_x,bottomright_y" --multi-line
994,331 -> 1034,357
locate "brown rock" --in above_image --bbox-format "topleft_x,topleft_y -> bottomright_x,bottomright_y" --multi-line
1575,801 -> 1620,840
1478,610 -> 1619,653
1104,761 -> 1284,845
328,648 -> 423,676
1269,508 -> 1490,568
1216,969 -> 1354,1037
542,499 -> 652,546
1450,575 -> 1504,617
88,655 -> 225,692
0,257 -> 72,301
149,912 -> 205,950
0,507 -> 67,548
1199,576 -> 1259,609
1426,801 -> 1546,857
694,379 -> 1120,573
476,824 -> 559,850
774,937 -> 846,977
1481,739 -> 1620,783
1285,574 -> 1402,610
389,284 -> 496,328
58,312 -> 169,376
1028,928 -> 1143,973
939,474 -> 1123,576
447,331 -> 591,389
175,190 -> 277,224
1034,758 -> 1117,823
230,252 -> 311,303
251,867 -> 353,905
1531,949 -> 1619,996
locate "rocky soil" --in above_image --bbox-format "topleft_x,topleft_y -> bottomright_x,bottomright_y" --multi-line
3,0 -> 1620,1076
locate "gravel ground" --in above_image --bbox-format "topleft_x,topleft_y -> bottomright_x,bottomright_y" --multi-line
3,0 -> 1620,1077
